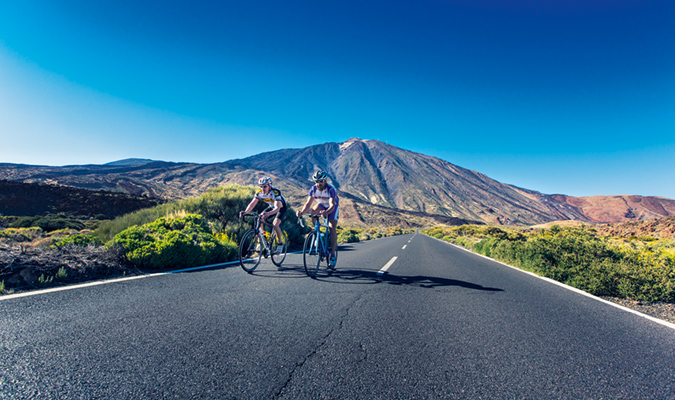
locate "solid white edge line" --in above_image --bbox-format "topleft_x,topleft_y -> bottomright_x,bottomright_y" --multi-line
377,256 -> 398,276
429,235 -> 675,331
0,256 -> 256,301
2,250 -> 307,301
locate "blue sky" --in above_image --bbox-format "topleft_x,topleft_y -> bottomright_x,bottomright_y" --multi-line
1,0 -> 674,198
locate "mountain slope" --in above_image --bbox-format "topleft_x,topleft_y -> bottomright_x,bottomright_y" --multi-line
227,138 -> 591,225
1,138 -> 673,226
552,194 -> 675,223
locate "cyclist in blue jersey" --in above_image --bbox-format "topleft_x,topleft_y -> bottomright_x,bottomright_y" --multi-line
240,176 -> 287,253
296,170 -> 339,266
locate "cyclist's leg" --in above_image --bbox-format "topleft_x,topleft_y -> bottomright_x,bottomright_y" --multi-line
328,206 -> 339,254
271,207 -> 286,254
328,206 -> 339,267
308,203 -> 323,216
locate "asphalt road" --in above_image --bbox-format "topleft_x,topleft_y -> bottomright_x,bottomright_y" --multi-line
2,233 -> 674,399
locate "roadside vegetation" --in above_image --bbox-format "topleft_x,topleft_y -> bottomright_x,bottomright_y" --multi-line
1,184 -> 411,293
336,225 -> 412,244
424,224 -> 675,303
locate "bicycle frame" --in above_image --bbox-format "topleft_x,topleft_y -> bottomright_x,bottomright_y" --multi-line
244,212 -> 273,252
239,211 -> 288,272
299,215 -> 336,277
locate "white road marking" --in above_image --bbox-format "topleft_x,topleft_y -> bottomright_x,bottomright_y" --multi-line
0,259 -> 242,301
430,236 -> 675,331
377,256 -> 398,276
402,245 -> 407,249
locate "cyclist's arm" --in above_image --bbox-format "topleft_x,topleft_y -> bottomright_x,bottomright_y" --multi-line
296,196 -> 314,217
240,198 -> 259,218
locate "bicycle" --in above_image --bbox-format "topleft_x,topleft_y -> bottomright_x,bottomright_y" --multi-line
239,211 -> 289,273
299,215 -> 338,278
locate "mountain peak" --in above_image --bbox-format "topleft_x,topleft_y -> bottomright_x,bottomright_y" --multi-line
340,137 -> 368,151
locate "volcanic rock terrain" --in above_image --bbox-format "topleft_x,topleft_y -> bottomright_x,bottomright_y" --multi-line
1,138 -> 673,227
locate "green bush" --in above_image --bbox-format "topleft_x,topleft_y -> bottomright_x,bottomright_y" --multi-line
10,214 -> 85,232
113,214 -> 237,270
52,234 -> 103,248
0,227 -> 43,242
469,226 -> 675,302
425,226 -> 445,239
95,184 -> 306,250
338,229 -> 360,244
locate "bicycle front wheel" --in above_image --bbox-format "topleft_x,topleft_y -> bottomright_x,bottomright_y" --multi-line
271,231 -> 288,267
303,231 -> 321,278
239,230 -> 262,273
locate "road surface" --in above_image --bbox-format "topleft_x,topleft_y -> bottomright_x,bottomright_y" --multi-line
2,233 -> 674,399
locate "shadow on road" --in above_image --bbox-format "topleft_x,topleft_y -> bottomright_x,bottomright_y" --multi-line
247,265 -> 502,292
317,268 -> 503,292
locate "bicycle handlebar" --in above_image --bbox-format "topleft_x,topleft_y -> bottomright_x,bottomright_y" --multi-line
298,215 -> 329,229
241,212 -> 259,220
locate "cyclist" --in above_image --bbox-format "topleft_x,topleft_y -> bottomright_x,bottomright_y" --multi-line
239,176 -> 287,253
296,170 -> 339,266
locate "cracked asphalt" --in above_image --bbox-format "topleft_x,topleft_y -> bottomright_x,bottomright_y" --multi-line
2,233 -> 674,399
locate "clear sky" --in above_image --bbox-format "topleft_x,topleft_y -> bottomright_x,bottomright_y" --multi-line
1,0 -> 674,199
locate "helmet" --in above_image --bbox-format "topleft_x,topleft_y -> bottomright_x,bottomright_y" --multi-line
312,170 -> 327,182
258,176 -> 272,186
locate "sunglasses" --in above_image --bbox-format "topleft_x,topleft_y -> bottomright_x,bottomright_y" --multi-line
315,179 -> 326,184
259,184 -> 270,188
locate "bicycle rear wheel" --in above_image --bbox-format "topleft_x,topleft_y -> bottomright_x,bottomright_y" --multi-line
303,231 -> 321,278
239,230 -> 262,273
271,231 -> 288,267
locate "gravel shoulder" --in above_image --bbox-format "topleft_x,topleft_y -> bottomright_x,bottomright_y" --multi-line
601,296 -> 675,325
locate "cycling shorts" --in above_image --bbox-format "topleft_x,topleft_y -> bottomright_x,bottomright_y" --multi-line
265,205 -> 287,222
318,204 -> 339,222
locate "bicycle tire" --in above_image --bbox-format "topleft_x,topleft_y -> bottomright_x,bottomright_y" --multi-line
239,230 -> 262,273
270,231 -> 289,267
303,231 -> 321,278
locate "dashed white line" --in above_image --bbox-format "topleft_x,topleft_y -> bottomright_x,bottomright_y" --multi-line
377,256 -> 398,276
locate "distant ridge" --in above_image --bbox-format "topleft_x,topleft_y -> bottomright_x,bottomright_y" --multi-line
104,158 -> 157,167
0,138 -> 673,226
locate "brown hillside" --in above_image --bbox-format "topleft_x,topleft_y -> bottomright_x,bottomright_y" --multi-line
1,139 -> 673,226
594,216 -> 675,239
552,195 -> 675,223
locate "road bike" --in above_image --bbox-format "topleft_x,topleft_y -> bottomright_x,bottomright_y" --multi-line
238,211 -> 288,273
299,215 -> 337,278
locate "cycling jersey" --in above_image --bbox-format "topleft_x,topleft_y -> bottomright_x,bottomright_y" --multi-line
255,186 -> 287,208
308,183 -> 339,208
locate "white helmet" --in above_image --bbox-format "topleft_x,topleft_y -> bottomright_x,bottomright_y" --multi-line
312,170 -> 327,182
258,176 -> 272,185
